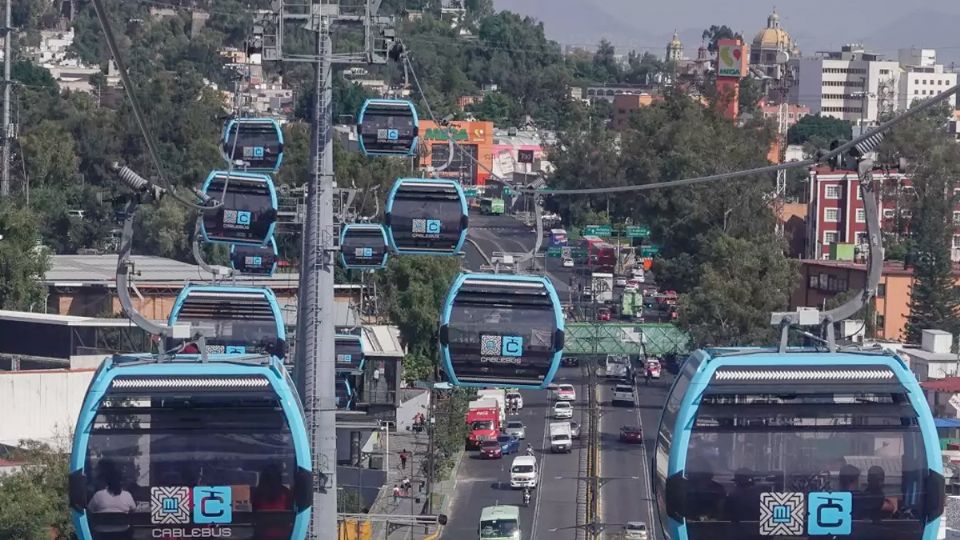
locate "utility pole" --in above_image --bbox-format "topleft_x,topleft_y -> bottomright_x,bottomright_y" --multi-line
257,3 -> 395,538
1,0 -> 12,197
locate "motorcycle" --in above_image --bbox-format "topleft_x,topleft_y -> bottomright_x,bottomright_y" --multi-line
522,488 -> 531,507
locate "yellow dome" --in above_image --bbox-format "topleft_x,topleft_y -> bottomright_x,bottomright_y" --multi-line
753,27 -> 791,49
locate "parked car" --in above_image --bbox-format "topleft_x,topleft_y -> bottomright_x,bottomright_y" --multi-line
619,425 -> 643,443
553,401 -> 573,419
624,521 -> 649,540
569,422 -> 581,439
556,384 -> 576,401
497,434 -> 520,455
504,420 -> 526,440
480,439 -> 503,459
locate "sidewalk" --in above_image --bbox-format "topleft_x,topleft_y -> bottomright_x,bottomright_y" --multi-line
367,428 -> 432,539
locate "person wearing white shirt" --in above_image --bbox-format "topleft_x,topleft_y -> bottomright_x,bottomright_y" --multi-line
87,461 -> 136,539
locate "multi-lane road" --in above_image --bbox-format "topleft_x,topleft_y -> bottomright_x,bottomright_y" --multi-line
441,366 -> 673,540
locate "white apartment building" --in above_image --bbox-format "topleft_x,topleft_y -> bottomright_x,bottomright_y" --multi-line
897,48 -> 957,111
790,44 -> 900,124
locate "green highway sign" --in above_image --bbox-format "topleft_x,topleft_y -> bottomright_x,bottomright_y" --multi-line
626,226 -> 651,238
583,225 -> 612,237
547,246 -> 563,257
503,187 -> 514,196
464,188 -> 478,197
641,245 -> 661,257
569,247 -> 586,258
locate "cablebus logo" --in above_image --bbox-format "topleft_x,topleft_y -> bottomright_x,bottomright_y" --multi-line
150,486 -> 233,538
480,335 -> 524,364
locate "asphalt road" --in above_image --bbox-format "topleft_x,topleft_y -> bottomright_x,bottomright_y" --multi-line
441,366 -> 587,540
596,370 -> 674,539
464,214 -> 576,296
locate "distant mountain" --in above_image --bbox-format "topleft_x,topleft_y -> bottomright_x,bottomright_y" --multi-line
860,9 -> 960,67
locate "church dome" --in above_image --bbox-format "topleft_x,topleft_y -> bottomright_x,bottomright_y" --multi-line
752,9 -> 792,50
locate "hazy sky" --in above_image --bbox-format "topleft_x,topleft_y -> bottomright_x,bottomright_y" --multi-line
493,0 -> 960,64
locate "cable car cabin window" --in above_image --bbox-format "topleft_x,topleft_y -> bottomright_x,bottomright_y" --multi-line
677,393 -> 929,540
335,377 -> 353,410
201,172 -> 277,246
446,302 -> 557,385
654,359 -> 693,528
230,240 -> 278,276
82,392 -> 298,539
223,120 -> 283,172
358,101 -> 418,156
387,182 -> 466,254
335,336 -> 364,371
340,225 -> 389,269
170,293 -> 284,357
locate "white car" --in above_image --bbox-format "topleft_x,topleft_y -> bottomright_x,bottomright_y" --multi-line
624,521 -> 648,540
504,420 -> 526,440
506,390 -> 523,409
612,384 -> 636,407
562,258 -> 574,268
614,276 -> 628,287
510,455 -> 538,488
553,401 -> 573,419
556,384 -> 576,401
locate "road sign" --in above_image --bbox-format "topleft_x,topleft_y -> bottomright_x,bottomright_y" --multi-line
547,246 -> 563,257
463,188 -> 478,197
641,245 -> 661,257
625,226 -> 650,238
503,187 -> 514,196
569,247 -> 586,259
583,225 -> 612,237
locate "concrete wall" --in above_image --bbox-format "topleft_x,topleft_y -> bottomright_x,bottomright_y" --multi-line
0,369 -> 96,447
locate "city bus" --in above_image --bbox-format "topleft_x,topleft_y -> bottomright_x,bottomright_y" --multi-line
479,197 -> 505,215
549,228 -> 568,247
479,505 -> 521,540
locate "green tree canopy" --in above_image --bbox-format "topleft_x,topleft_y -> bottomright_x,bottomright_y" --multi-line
701,25 -> 742,53
0,440 -> 72,540
787,114 -> 853,147
0,203 -> 48,310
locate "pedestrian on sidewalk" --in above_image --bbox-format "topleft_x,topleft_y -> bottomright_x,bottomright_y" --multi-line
401,477 -> 411,496
392,484 -> 400,503
399,449 -> 409,470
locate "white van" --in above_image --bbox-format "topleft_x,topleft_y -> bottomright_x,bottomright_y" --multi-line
549,422 -> 573,453
509,455 -> 537,489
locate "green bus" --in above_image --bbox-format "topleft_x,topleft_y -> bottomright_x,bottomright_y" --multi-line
480,197 -> 505,215
479,505 -> 521,539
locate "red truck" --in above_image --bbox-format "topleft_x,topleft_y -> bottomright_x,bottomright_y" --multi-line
466,398 -> 501,449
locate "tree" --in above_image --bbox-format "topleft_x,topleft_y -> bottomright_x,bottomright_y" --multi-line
20,120 -> 81,188
679,233 -> 799,346
0,203 -> 48,310
701,25 -> 741,53
374,256 -> 461,383
886,105 -> 960,343
787,114 -> 853,147
0,439 -> 73,540
592,39 -> 620,83
738,75 -> 764,116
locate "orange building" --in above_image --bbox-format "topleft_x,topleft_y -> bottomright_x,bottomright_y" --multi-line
611,93 -> 662,130
792,259 -> 960,341
417,120 -> 494,185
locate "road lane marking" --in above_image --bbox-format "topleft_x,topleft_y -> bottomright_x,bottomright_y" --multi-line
634,380 -> 657,536
530,393 -> 551,540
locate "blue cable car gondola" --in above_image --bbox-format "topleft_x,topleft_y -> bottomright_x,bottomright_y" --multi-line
221,118 -> 284,173
200,170 -> 278,247
340,223 -> 389,270
69,354 -> 312,540
335,333 -> 365,372
653,349 -> 944,540
356,99 -> 419,157
230,237 -> 279,276
167,285 -> 286,358
439,273 -> 564,389
335,374 -> 354,410
385,178 -> 468,256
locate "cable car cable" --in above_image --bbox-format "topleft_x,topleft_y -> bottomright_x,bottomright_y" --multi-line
90,0 -> 218,212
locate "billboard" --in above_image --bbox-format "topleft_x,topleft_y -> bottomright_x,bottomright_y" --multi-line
419,120 -> 494,185
717,39 -> 747,78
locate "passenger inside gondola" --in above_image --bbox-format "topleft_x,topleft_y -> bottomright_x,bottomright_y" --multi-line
686,458 -> 726,521
725,468 -> 763,523
87,460 -> 136,540
253,464 -> 295,540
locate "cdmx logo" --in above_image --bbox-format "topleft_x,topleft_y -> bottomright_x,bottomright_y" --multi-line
480,335 -> 524,357
151,486 -> 233,536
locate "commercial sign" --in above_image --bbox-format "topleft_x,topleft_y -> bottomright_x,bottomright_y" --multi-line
419,120 -> 495,186
583,225 -> 612,237
717,40 -> 746,78
625,226 -> 650,238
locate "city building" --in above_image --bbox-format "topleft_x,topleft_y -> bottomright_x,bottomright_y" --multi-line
749,9 -> 800,83
897,48 -> 957,112
611,93 -> 662,129
582,84 -> 654,104
417,120 -> 494,185
759,99 -> 810,128
791,260 -> 960,341
789,44 -> 900,124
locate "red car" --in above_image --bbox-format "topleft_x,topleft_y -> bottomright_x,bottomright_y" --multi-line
479,439 -> 503,459
620,426 -> 643,443
597,308 -> 612,321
